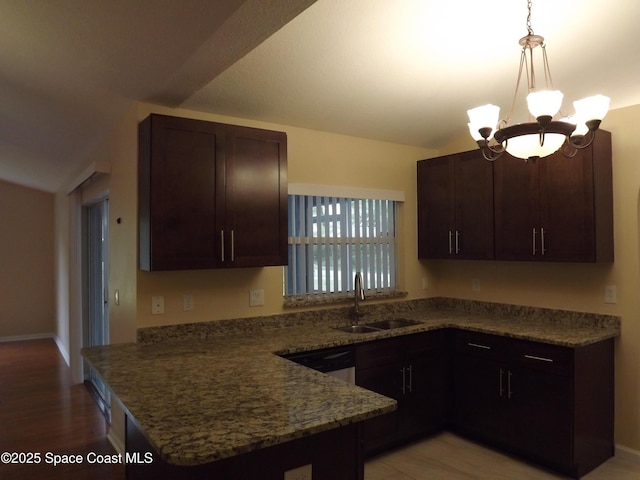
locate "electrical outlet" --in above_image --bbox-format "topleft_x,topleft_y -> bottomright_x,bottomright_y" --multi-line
472,278 -> 481,291
284,464 -> 312,480
183,294 -> 194,311
422,277 -> 429,289
249,289 -> 265,307
151,296 -> 164,314
604,285 -> 617,304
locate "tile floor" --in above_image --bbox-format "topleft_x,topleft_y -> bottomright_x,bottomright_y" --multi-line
365,432 -> 640,480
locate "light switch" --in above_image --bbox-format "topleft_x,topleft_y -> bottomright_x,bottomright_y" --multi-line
183,294 -> 194,311
604,285 -> 617,304
249,289 -> 265,307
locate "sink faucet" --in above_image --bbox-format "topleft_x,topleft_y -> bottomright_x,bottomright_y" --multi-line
351,272 -> 366,323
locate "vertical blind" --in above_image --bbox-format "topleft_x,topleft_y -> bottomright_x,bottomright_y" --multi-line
286,194 -> 396,296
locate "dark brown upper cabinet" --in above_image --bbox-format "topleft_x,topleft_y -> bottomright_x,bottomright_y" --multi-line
139,114 -> 288,271
417,149 -> 494,260
494,130 -> 613,262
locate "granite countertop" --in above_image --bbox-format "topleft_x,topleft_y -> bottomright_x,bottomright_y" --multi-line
83,332 -> 396,467
82,298 -> 621,467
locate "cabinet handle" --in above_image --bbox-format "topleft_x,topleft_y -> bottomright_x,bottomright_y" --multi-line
407,365 -> 413,393
532,228 -> 537,255
468,342 -> 491,350
508,370 -> 513,399
401,368 -> 406,395
221,230 -> 225,262
541,227 -> 546,255
499,368 -> 504,397
448,230 -> 453,254
524,354 -> 554,363
455,231 -> 460,254
231,229 -> 235,262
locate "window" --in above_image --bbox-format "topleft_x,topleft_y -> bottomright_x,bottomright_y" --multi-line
285,193 -> 397,297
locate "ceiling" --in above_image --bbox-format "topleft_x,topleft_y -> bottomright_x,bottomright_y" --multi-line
2,0 -> 639,193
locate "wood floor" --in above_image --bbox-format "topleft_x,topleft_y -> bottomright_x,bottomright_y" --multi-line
2,339 -> 639,480
0,339 -> 124,480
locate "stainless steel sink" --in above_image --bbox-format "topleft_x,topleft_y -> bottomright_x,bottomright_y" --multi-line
334,325 -> 379,334
364,318 -> 422,330
334,318 -> 421,333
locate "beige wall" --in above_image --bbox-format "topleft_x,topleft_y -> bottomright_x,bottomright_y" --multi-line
0,179 -> 55,338
133,102 -> 437,328
430,105 -> 640,451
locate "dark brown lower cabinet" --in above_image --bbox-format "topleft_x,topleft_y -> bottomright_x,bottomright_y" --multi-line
126,328 -> 613,479
126,415 -> 363,480
356,330 -> 448,455
452,330 -> 614,479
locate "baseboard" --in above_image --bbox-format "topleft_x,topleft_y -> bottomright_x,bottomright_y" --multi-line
616,444 -> 640,464
107,428 -> 125,456
0,333 -> 55,343
53,335 -> 70,366
0,333 -> 71,366
0,332 -> 53,343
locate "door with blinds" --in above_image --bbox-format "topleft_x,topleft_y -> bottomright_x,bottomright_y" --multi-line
83,198 -> 110,418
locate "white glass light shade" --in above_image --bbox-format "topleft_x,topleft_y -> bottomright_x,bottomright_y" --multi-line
526,90 -> 563,119
467,104 -> 500,139
563,116 -> 588,137
467,123 -> 484,141
504,132 -> 566,160
573,94 -> 610,122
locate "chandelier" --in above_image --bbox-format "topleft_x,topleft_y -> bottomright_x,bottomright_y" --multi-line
467,0 -> 610,162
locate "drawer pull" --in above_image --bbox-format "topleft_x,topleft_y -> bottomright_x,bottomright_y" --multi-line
221,230 -> 225,262
524,354 -> 554,363
468,342 -> 491,350
231,229 -> 235,262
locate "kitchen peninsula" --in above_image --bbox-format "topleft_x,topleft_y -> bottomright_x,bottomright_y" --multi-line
83,298 -> 620,479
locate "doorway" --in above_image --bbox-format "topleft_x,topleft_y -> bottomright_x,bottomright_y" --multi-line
82,198 -> 110,419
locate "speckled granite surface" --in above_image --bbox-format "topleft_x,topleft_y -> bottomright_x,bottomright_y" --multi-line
137,297 -> 620,348
83,333 -> 396,467
84,297 -> 620,467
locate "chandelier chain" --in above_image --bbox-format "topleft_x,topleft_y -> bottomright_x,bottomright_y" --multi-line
526,0 -> 534,35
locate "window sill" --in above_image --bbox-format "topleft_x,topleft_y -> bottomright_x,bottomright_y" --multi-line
283,290 -> 408,309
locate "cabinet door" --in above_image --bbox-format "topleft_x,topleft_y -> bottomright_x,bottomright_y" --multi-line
400,347 -> 447,438
538,150 -> 595,262
356,363 -> 400,454
452,355 -> 509,446
417,156 -> 455,259
493,154 -> 540,261
224,126 -> 288,267
417,151 -> 493,259
139,114 -> 225,271
508,367 -> 573,472
454,151 -> 494,259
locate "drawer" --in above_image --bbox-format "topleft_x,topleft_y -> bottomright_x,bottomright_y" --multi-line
455,330 -> 510,361
357,331 -> 443,369
511,339 -> 573,375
